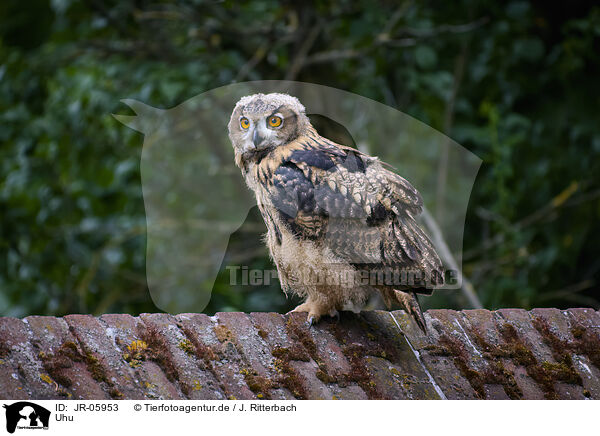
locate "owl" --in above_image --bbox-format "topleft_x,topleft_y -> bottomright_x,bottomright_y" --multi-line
228,93 -> 444,331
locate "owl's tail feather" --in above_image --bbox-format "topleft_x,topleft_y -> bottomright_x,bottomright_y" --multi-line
394,290 -> 427,333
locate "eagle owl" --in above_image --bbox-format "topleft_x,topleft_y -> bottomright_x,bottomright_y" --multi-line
228,93 -> 444,331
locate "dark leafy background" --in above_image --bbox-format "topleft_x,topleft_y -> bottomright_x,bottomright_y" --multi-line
1,0 -> 599,317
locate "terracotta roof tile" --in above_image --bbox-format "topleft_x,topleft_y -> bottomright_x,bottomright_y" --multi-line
0,309 -> 598,400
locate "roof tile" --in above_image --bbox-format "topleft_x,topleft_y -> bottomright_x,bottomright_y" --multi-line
0,309 -> 598,400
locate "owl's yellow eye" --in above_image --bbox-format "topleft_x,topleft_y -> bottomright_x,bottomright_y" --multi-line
240,117 -> 250,129
268,116 -> 283,128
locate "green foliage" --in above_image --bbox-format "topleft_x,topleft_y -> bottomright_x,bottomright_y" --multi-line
0,0 -> 598,316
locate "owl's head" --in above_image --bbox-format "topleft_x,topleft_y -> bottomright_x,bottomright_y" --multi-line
228,93 -> 310,166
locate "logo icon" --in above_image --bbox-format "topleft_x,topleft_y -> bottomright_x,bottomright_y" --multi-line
3,402 -> 50,434
115,81 -> 481,313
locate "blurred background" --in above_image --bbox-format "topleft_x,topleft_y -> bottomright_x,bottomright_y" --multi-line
1,0 -> 599,317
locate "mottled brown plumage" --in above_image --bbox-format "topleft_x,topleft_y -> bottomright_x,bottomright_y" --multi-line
228,93 -> 444,331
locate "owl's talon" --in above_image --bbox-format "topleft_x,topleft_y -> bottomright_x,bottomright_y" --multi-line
306,315 -> 316,327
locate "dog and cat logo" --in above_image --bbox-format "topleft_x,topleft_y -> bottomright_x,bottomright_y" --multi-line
2,402 -> 50,433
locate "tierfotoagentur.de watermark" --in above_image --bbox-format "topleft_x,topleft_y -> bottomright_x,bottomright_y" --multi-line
116,81 -> 480,313
226,265 -> 457,289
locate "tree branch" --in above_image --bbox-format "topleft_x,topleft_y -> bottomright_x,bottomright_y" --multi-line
422,207 -> 484,309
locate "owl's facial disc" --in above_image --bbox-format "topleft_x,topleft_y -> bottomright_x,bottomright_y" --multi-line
239,113 -> 285,155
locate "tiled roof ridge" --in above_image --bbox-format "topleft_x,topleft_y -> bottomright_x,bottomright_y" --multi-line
0,308 -> 599,400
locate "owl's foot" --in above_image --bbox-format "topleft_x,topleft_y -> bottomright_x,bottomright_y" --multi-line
307,309 -> 339,326
289,301 -> 338,327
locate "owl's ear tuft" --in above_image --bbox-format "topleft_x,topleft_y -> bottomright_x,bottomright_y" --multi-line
113,99 -> 165,134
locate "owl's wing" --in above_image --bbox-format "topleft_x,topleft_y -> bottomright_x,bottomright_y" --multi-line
268,136 -> 444,288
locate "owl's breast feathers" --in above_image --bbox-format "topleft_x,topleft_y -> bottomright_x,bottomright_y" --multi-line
251,130 -> 444,289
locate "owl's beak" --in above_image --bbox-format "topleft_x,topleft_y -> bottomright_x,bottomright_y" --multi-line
252,129 -> 265,148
